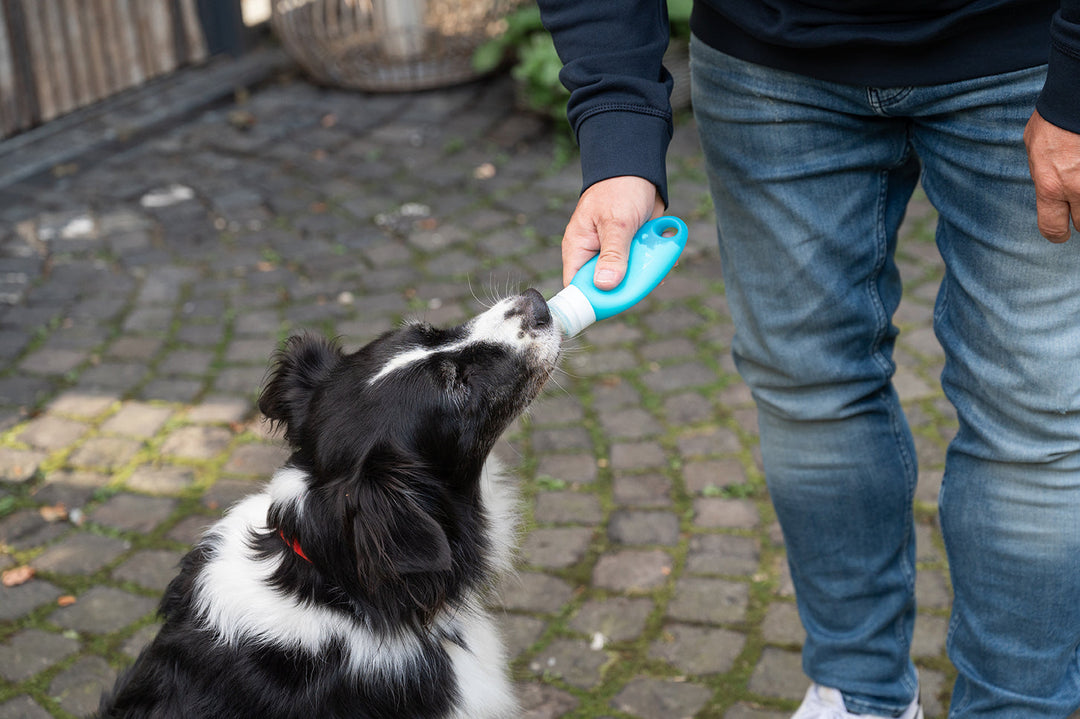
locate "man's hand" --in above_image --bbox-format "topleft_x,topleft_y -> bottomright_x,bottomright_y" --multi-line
562,176 -> 666,288
1024,109 -> 1080,242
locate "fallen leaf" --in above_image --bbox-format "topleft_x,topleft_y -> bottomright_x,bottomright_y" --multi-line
39,503 -> 68,523
228,110 -> 256,130
52,163 -> 79,178
2,565 -> 35,587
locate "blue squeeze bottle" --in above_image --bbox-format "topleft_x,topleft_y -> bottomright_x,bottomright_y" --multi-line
547,216 -> 688,337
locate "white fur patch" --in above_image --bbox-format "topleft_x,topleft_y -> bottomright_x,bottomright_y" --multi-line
446,455 -> 521,717
369,296 -> 558,385
266,465 -> 307,518
479,456 -> 521,577
190,459 -> 521,708
192,481 -> 421,678
445,606 -> 517,719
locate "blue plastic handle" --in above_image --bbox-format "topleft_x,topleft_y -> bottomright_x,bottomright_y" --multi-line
569,216 -> 688,321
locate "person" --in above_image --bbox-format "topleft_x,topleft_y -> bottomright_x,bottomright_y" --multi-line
535,1 -> 1080,717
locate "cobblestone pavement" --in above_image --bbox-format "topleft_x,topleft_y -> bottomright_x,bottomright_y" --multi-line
0,52 -> 970,719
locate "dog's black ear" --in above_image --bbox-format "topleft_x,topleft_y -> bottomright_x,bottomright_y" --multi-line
352,449 -> 452,583
259,333 -> 342,443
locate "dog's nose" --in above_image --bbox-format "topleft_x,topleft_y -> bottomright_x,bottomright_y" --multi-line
521,288 -> 551,329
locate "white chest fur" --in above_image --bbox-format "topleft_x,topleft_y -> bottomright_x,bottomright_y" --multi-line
191,455 -> 520,716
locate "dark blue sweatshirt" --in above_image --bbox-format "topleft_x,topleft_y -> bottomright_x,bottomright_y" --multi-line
537,0 -> 1080,205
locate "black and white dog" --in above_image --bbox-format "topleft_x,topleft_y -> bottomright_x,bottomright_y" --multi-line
96,289 -> 561,719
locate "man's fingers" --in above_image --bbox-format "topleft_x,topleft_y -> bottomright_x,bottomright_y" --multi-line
562,217 -> 633,290
592,217 -> 635,289
562,240 -> 599,287
593,263 -> 625,289
560,176 -> 664,287
583,187 -> 666,289
1025,110 -> 1080,243
1036,194 -> 1073,243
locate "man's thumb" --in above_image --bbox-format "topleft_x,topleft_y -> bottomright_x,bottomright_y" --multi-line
593,249 -> 628,290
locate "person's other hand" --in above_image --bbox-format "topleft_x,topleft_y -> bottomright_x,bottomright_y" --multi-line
561,176 -> 666,288
1024,109 -> 1080,242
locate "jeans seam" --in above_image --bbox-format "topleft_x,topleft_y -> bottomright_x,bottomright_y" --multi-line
871,159 -> 920,676
869,168 -> 894,381
939,439 -> 967,718
923,172 -> 950,327
933,275 -> 949,324
944,603 -> 973,716
869,152 -> 918,489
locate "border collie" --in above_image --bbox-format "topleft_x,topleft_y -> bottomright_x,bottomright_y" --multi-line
96,289 -> 561,719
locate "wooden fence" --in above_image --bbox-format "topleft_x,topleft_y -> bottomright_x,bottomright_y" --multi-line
0,0 -> 210,139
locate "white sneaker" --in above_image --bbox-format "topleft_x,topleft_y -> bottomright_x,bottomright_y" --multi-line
791,683 -> 923,719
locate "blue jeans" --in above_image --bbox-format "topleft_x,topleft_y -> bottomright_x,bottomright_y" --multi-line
690,38 -> 1080,718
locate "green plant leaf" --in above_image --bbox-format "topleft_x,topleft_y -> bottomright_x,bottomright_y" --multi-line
472,39 -> 507,72
505,5 -> 544,36
667,0 -> 692,22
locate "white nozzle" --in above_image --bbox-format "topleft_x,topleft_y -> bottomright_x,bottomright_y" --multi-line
547,285 -> 596,337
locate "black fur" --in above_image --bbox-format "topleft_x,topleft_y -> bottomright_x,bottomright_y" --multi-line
95,290 -> 559,719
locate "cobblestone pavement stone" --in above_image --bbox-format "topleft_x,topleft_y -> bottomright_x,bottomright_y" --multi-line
0,49 -> 1045,719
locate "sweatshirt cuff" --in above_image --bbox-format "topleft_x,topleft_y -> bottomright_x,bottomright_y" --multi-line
576,109 -> 672,207
1036,15 -> 1080,134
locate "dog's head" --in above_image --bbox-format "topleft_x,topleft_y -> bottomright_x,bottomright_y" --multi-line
257,289 -> 560,626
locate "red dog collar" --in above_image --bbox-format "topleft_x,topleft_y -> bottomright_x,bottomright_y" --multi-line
279,530 -> 312,563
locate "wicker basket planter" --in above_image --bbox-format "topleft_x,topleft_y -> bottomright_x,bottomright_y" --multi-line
271,0 -> 527,92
